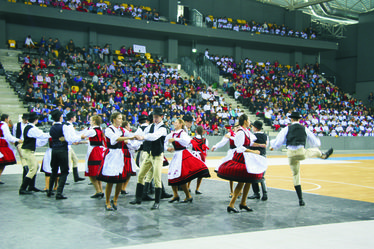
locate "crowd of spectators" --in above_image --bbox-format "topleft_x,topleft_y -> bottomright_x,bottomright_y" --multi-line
209,53 -> 374,137
205,17 -> 317,40
14,1 -> 320,41
20,0 -> 162,22
11,36 -> 247,136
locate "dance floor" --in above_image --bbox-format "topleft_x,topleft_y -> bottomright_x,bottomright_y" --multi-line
1,151 -> 374,249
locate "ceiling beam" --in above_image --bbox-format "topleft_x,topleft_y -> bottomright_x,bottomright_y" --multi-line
288,0 -> 333,10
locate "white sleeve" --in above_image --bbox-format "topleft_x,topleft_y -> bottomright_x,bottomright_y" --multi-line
36,138 -> 49,147
213,136 -> 229,149
83,128 -> 97,138
144,127 -> 167,141
174,131 -> 191,147
234,130 -> 246,153
63,125 -> 82,144
2,124 -> 19,143
12,124 -> 17,137
105,127 -> 120,146
249,131 -> 257,146
164,133 -> 173,151
305,127 -> 321,148
270,126 -> 289,150
28,127 -> 50,140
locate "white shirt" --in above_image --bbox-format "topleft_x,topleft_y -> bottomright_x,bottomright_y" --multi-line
23,123 -> 50,147
0,121 -> 19,143
143,122 -> 167,141
13,122 -> 28,139
270,122 -> 321,150
56,122 -> 83,145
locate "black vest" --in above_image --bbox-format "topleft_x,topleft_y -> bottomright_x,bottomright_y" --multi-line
143,123 -> 166,156
15,122 -> 22,146
286,123 -> 307,147
249,132 -> 267,156
50,123 -> 68,150
22,125 -> 36,151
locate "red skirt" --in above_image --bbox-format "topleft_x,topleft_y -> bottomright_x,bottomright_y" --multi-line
217,151 -> 264,183
0,146 -> 16,167
85,146 -> 104,177
168,150 -> 210,186
123,148 -> 136,177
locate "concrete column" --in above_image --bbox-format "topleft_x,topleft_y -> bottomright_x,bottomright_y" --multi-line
291,51 -> 303,67
234,45 -> 242,61
167,38 -> 178,63
88,28 -> 97,47
159,0 -> 178,22
0,18 -> 6,49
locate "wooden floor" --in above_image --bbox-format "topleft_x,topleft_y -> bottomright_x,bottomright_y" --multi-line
162,153 -> 374,203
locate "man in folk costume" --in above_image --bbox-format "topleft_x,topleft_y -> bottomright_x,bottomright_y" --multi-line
0,114 -> 23,184
270,111 -> 333,206
130,108 -> 170,209
13,113 -> 29,180
19,112 -> 50,195
48,110 -> 86,199
248,120 -> 269,201
134,114 -> 172,200
65,112 -> 85,183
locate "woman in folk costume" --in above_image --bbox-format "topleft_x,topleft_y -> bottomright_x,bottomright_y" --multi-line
0,114 -> 22,184
40,137 -> 59,192
189,125 -> 210,194
217,114 -> 267,213
166,119 -> 210,203
96,113 -> 135,211
83,115 -> 106,198
212,123 -> 239,197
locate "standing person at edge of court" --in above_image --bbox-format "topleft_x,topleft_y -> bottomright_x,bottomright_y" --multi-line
19,112 -> 50,195
47,110 -> 86,200
0,114 -> 23,184
130,108 -> 170,210
270,111 -> 334,206
13,113 -> 29,181
248,120 -> 269,201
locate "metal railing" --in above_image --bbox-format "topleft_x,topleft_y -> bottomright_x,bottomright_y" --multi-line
190,9 -> 204,28
180,54 -> 220,86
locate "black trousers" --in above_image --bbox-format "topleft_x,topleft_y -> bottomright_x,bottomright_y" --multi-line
50,149 -> 69,194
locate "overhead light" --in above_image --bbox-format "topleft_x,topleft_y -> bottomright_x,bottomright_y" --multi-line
192,48 -> 197,53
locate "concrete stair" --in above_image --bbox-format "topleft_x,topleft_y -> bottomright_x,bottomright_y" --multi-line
0,49 -> 27,123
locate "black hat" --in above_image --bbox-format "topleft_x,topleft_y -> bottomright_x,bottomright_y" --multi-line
183,114 -> 193,122
22,113 -> 29,120
252,120 -> 263,130
66,111 -> 76,121
28,112 -> 38,122
138,115 -> 148,122
153,108 -> 163,116
289,111 -> 301,119
51,109 -> 63,122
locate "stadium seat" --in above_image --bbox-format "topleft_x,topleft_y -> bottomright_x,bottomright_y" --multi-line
135,17 -> 142,20
97,12 -> 103,15
8,40 -> 16,49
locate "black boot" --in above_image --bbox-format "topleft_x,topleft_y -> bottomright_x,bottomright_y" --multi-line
149,179 -> 155,194
261,180 -> 268,201
161,182 -> 172,199
56,174 -> 68,200
322,148 -> 334,159
248,183 -> 260,199
22,166 -> 29,179
47,174 -> 56,197
151,188 -> 162,210
294,185 -> 305,206
130,183 -> 144,205
27,175 -> 45,192
73,167 -> 85,182
142,182 -> 155,201
19,177 -> 33,195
